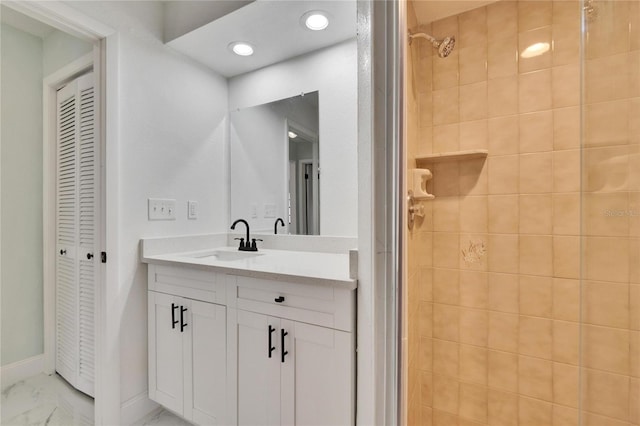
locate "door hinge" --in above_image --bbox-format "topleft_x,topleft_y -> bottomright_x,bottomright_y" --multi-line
101,251 -> 107,263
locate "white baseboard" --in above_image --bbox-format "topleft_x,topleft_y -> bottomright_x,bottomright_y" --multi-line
0,354 -> 44,389
121,391 -> 159,425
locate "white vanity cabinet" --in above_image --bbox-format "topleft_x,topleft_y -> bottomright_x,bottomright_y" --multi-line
148,265 -> 228,425
147,261 -> 355,426
230,275 -> 355,426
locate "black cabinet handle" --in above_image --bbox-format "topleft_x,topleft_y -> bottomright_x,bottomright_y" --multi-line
87,253 -> 94,260
268,325 -> 276,358
59,249 -> 67,256
180,306 -> 188,332
281,329 -> 288,363
274,296 -> 285,303
171,303 -> 179,329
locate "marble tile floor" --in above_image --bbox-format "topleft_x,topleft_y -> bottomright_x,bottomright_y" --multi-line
131,409 -> 191,426
1,373 -> 93,425
0,373 -> 192,426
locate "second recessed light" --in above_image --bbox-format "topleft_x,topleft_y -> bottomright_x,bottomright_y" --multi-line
302,11 -> 329,31
229,42 -> 254,56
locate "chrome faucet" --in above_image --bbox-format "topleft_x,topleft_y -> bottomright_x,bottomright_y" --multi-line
231,219 -> 261,251
274,218 -> 285,234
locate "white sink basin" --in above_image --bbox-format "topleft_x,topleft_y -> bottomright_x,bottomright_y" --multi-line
184,249 -> 264,262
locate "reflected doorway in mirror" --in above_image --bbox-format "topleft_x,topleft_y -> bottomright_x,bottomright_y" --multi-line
287,118 -> 319,235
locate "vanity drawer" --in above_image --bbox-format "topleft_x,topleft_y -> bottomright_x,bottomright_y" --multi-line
148,264 -> 225,304
233,276 -> 354,332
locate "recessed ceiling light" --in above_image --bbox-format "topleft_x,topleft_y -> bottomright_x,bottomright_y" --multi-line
288,131 -> 298,139
229,42 -> 254,56
302,11 -> 329,31
521,42 -> 550,58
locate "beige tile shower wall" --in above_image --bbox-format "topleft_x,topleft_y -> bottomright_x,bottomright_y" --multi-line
406,1 -> 639,425
406,2 -> 436,425
581,2 -> 640,425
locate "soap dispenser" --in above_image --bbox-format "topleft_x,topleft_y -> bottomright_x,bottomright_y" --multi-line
409,168 -> 435,200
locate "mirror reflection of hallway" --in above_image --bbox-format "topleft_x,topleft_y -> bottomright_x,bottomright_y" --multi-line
288,117 -> 319,235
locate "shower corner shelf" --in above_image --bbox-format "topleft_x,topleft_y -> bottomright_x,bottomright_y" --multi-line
416,149 -> 488,165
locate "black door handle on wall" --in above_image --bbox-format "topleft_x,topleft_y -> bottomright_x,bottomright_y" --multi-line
268,325 -> 276,358
180,306 -> 188,332
281,329 -> 289,363
171,303 -> 179,329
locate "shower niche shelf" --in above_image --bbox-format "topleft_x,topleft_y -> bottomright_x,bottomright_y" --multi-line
416,149 -> 488,165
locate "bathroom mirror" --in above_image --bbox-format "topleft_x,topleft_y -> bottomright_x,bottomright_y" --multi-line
230,92 -> 320,235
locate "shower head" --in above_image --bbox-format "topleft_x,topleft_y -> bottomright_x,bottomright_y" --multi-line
435,36 -> 456,58
409,32 -> 456,58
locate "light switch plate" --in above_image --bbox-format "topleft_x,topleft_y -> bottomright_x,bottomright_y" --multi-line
251,204 -> 258,218
188,200 -> 198,220
148,198 -> 176,221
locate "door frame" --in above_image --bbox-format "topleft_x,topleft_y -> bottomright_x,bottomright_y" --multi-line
297,159 -> 313,234
288,161 -> 296,233
356,0 -> 402,424
2,1 -> 120,424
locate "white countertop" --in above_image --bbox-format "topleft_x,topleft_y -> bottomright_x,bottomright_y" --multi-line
142,246 -> 357,289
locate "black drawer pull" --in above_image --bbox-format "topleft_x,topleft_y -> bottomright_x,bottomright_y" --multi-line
171,303 -> 179,329
60,249 -> 67,256
180,306 -> 188,332
281,329 -> 288,363
268,325 -> 276,358
274,296 -> 285,303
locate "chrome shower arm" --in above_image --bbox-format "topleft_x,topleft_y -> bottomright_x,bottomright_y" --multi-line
408,32 -> 438,45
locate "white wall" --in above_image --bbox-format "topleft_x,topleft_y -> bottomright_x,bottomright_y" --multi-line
229,39 -> 358,237
43,29 -> 92,76
117,32 -> 229,403
63,1 -> 231,410
68,1 -> 164,43
0,23 -> 44,367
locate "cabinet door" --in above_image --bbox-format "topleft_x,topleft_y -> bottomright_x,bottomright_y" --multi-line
280,320 -> 354,426
236,310 -> 280,426
184,300 -> 227,425
148,291 -> 185,415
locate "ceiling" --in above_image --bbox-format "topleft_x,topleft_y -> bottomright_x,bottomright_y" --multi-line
167,0 -> 356,78
163,0 -> 254,42
412,0 -> 496,24
0,5 -> 56,39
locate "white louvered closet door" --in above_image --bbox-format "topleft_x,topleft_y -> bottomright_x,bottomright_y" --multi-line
56,72 -> 97,397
